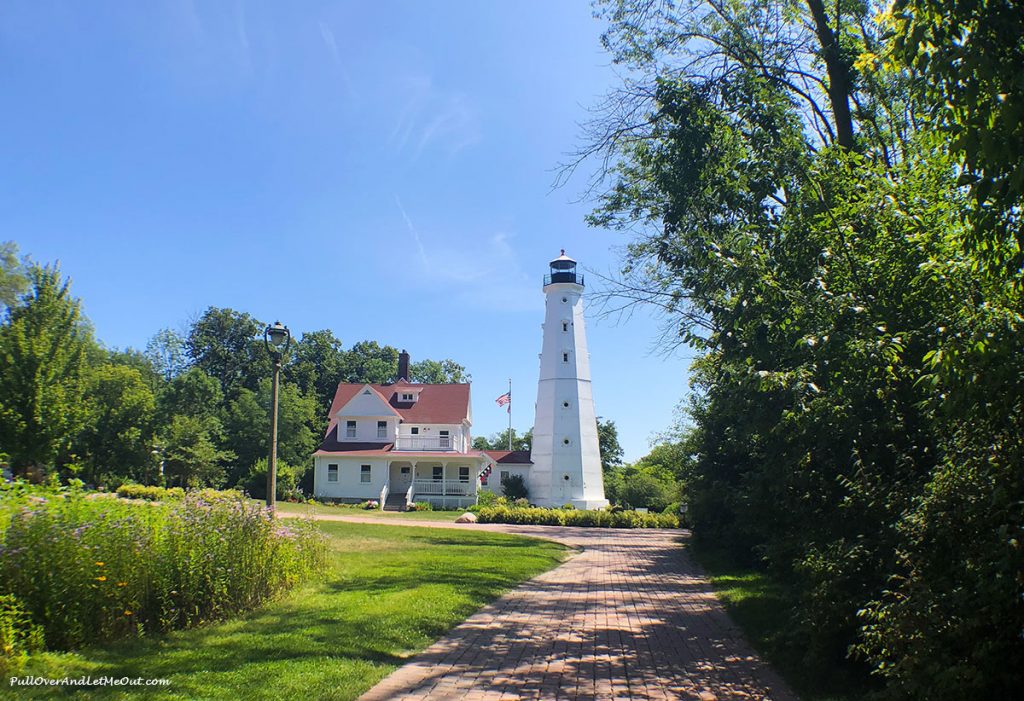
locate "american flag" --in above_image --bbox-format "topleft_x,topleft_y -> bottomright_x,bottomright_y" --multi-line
495,392 -> 511,408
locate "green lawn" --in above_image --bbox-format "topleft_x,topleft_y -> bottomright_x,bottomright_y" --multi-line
270,501 -> 464,521
690,540 -> 869,701
14,521 -> 566,700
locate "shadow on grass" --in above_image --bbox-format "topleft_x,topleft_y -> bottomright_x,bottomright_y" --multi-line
688,538 -> 875,701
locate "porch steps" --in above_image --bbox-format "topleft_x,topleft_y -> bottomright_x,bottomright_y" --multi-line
383,494 -> 407,512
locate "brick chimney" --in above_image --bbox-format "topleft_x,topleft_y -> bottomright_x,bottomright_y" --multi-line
398,349 -> 410,381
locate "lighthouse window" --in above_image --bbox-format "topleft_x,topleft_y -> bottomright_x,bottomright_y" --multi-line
561,321 -> 568,332
562,352 -> 569,363
563,438 -> 571,445
561,297 -> 568,303
563,401 -> 570,408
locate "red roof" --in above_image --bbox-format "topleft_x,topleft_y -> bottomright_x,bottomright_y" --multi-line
323,380 -> 471,436
483,450 -> 533,464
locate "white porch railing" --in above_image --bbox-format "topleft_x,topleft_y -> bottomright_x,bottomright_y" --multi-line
379,482 -> 389,510
412,479 -> 474,497
393,435 -> 459,451
405,482 -> 415,509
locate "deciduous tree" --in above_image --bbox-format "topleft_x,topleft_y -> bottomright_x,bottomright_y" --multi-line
0,265 -> 91,474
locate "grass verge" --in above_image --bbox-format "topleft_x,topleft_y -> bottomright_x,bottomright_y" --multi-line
10,521 -> 566,700
689,539 -> 869,701
269,501 -> 463,521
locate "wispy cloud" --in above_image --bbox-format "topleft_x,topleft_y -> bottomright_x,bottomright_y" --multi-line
394,195 -> 428,267
391,199 -> 537,311
318,20 -> 359,101
233,0 -> 251,74
389,75 -> 481,160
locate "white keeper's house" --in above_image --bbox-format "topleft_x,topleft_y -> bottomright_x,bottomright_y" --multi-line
311,350 -> 530,510
312,251 -> 606,510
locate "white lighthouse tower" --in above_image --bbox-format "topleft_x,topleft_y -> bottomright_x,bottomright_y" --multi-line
529,251 -> 608,509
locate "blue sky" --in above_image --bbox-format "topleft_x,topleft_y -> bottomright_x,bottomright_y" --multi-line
0,1 -> 692,461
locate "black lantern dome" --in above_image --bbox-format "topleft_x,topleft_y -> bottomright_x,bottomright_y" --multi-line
544,250 -> 584,286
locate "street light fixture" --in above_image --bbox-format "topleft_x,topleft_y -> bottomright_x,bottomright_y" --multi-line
264,321 -> 291,512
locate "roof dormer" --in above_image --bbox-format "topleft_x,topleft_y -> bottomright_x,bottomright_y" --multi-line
395,386 -> 423,404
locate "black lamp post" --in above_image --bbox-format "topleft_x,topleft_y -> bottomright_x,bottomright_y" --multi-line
264,321 -> 291,511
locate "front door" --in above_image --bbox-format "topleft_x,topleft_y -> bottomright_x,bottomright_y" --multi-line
392,465 -> 413,492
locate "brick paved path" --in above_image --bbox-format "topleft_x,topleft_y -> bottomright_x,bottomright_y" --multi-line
295,514 -> 796,701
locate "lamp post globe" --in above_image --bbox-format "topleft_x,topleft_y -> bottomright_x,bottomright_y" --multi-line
264,321 -> 291,511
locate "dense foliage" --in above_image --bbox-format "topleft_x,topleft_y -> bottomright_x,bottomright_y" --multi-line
583,0 -> 1023,697
0,482 -> 326,654
0,262 -> 469,495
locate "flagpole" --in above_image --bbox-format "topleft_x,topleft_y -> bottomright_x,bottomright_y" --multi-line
507,377 -> 512,451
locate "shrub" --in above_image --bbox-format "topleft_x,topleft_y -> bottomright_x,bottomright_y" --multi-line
115,484 -> 185,501
0,594 -> 44,674
238,458 -> 307,502
362,500 -> 379,510
618,470 -> 674,512
476,490 -> 498,507
501,474 -> 529,500
476,506 -> 679,529
0,490 -> 326,651
560,503 -> 576,510
410,501 -> 433,512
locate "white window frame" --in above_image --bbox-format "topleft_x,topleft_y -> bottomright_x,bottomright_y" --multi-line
377,420 -> 387,439
458,466 -> 469,483
346,420 -> 356,438
401,392 -> 414,401
360,464 -> 371,483
327,464 -> 338,482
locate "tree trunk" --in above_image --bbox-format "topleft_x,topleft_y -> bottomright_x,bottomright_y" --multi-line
806,0 -> 855,150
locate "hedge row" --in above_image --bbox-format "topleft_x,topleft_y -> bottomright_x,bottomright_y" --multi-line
476,505 -> 679,529
115,484 -> 244,502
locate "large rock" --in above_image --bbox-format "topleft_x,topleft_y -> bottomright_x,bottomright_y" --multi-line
455,512 -> 478,523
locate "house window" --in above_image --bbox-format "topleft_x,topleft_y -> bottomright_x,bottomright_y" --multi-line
360,465 -> 371,483
377,421 -> 387,439
439,430 -> 450,448
432,466 -> 443,481
346,420 -> 356,438
562,352 -> 569,363
401,392 -> 414,401
411,427 -> 419,435
327,464 -> 338,482
500,470 -> 510,483
400,466 -> 410,475
459,467 -> 469,483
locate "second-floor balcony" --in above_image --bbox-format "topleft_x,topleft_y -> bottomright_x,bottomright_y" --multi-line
393,435 -> 460,452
